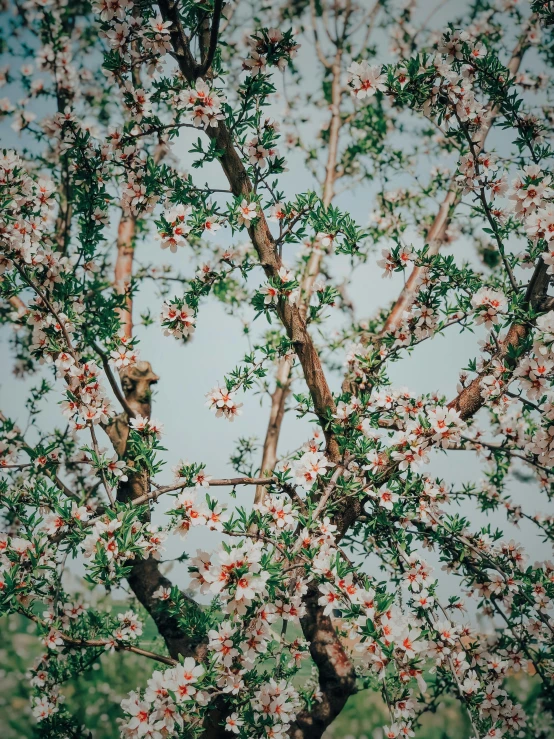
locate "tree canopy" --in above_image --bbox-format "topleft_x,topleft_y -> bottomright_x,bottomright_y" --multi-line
1,0 -> 554,738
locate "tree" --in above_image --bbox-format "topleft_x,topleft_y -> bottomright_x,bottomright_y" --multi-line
1,0 -> 554,737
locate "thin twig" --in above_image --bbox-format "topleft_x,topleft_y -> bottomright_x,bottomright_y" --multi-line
89,424 -> 116,506
90,340 -> 136,419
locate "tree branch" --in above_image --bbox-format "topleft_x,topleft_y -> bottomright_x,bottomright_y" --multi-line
378,30 -> 530,337
21,610 -> 177,666
289,583 -> 357,739
197,0 -> 224,76
158,0 -> 340,462
448,258 -> 551,420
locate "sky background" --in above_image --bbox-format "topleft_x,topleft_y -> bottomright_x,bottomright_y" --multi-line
0,0 -> 551,605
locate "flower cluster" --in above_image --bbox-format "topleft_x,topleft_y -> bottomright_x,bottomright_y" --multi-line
120,658 -> 207,737
205,385 -> 243,421
156,204 -> 192,252
59,356 -> 115,428
189,539 -> 270,614
470,287 -> 508,328
348,60 -> 387,99
243,28 -> 300,76
288,444 -> 334,492
169,489 -> 229,537
177,78 -> 226,130
160,299 -> 196,340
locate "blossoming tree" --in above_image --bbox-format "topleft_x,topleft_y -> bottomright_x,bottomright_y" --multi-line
1,0 -> 554,737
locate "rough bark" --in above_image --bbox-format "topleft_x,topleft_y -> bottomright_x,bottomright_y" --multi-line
289,584 -> 357,739
448,260 -> 551,420
104,362 -> 205,662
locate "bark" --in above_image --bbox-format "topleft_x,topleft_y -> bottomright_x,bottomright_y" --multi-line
7,294 -> 27,311
254,356 -> 292,504
114,216 -> 135,340
126,558 -> 201,660
114,145 -> 166,340
379,187 -> 458,337
448,259 -> 551,420
299,53 -> 343,315
105,362 -> 205,662
157,0 -> 339,462
155,7 -> 352,736
256,50 -> 345,505
289,584 -> 357,739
